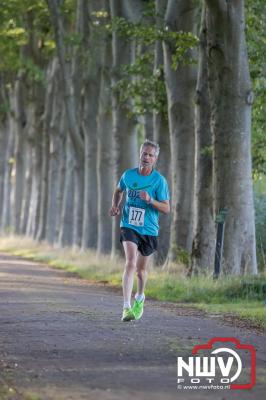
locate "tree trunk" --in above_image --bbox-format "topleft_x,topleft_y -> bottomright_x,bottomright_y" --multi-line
43,58 -> 58,243
0,104 -> 8,228
36,72 -> 52,241
53,109 -> 67,244
0,89 -> 15,232
142,113 -> 154,140
97,36 -> 114,254
153,0 -> 171,266
73,163 -> 84,248
13,73 -> 27,234
46,0 -> 83,158
20,138 -> 33,234
163,0 -> 197,259
205,0 -> 257,274
110,0 -> 138,257
81,118 -> 98,249
58,137 -> 74,247
26,127 -> 42,238
0,88 -> 12,231
191,4 -> 215,274
47,0 -> 84,247
46,104 -> 65,244
71,0 -> 92,248
80,0 -> 104,250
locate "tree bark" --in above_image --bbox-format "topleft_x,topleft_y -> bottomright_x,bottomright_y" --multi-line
20,133 -> 33,235
205,0 -> 257,274
110,0 -> 139,257
47,0 -> 85,247
0,88 -> 15,232
163,0 -> 197,258
46,103 -> 66,244
53,108 -> 67,244
46,0 -> 84,158
58,137 -> 74,247
80,0 -> 103,250
0,89 -> 8,228
26,125 -> 42,239
13,72 -> 27,234
97,34 -> 114,254
153,0 -> 171,266
36,69 -> 53,241
71,0 -> 90,248
191,4 -> 215,274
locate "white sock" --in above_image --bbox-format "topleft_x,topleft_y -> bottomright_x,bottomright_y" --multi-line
135,293 -> 145,302
123,301 -> 131,309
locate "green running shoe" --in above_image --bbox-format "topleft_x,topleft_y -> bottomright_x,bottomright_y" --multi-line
132,298 -> 144,320
121,307 -> 135,322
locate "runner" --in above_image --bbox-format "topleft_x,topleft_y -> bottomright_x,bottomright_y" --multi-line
109,140 -> 170,321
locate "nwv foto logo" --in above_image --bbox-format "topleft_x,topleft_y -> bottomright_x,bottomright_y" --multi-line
177,337 -> 256,390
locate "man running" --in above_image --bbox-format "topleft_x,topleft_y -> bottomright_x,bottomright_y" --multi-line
109,140 -> 170,322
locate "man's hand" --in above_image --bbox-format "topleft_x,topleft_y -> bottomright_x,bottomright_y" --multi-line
140,190 -> 170,214
110,187 -> 123,217
109,206 -> 120,216
139,191 -> 151,203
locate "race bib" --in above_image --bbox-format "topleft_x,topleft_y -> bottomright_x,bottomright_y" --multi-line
129,207 -> 145,227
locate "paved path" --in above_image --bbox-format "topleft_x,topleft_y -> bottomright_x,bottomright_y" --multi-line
0,253 -> 265,400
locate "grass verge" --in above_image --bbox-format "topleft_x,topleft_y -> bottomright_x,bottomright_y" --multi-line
0,236 -> 265,329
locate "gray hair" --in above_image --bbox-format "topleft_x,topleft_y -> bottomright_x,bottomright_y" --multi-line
140,139 -> 160,157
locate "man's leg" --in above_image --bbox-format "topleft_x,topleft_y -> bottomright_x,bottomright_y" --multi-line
122,241 -> 138,308
136,252 -> 151,297
131,253 -> 151,320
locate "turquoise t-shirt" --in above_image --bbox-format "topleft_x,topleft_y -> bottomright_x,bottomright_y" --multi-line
118,168 -> 169,236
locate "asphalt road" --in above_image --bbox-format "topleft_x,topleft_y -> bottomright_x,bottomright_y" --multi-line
0,253 -> 265,400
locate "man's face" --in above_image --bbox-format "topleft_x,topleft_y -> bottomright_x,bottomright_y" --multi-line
139,145 -> 157,169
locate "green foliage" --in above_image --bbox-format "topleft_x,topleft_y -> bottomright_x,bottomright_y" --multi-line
108,17 -> 198,68
21,58 -> 45,83
246,0 -> 266,175
0,100 -> 9,116
147,274 -> 266,304
115,52 -> 167,117
254,181 -> 266,271
0,0 -> 53,78
176,247 -> 191,267
0,14 -> 26,73
200,145 -> 213,157
104,15 -> 198,119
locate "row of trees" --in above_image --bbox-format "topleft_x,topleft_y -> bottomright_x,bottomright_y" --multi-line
0,0 -> 265,274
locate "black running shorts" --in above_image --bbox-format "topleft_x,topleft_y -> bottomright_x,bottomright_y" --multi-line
120,227 -> 158,256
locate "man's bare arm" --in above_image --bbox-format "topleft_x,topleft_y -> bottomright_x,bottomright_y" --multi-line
149,199 -> 170,214
139,191 -> 170,214
109,187 -> 124,216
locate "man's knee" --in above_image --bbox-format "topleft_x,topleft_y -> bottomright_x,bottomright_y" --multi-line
125,258 -> 136,272
136,267 -> 146,278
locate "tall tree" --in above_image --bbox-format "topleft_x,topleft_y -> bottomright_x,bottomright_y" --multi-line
81,0 -> 102,250
163,0 -> 198,259
47,0 -> 84,247
205,0 -> 257,274
97,37 -> 114,254
12,71 -> 27,233
154,0 -> 171,265
110,0 -> 138,257
45,58 -> 65,244
191,3 -> 215,274
0,83 -> 11,231
0,86 -> 14,233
